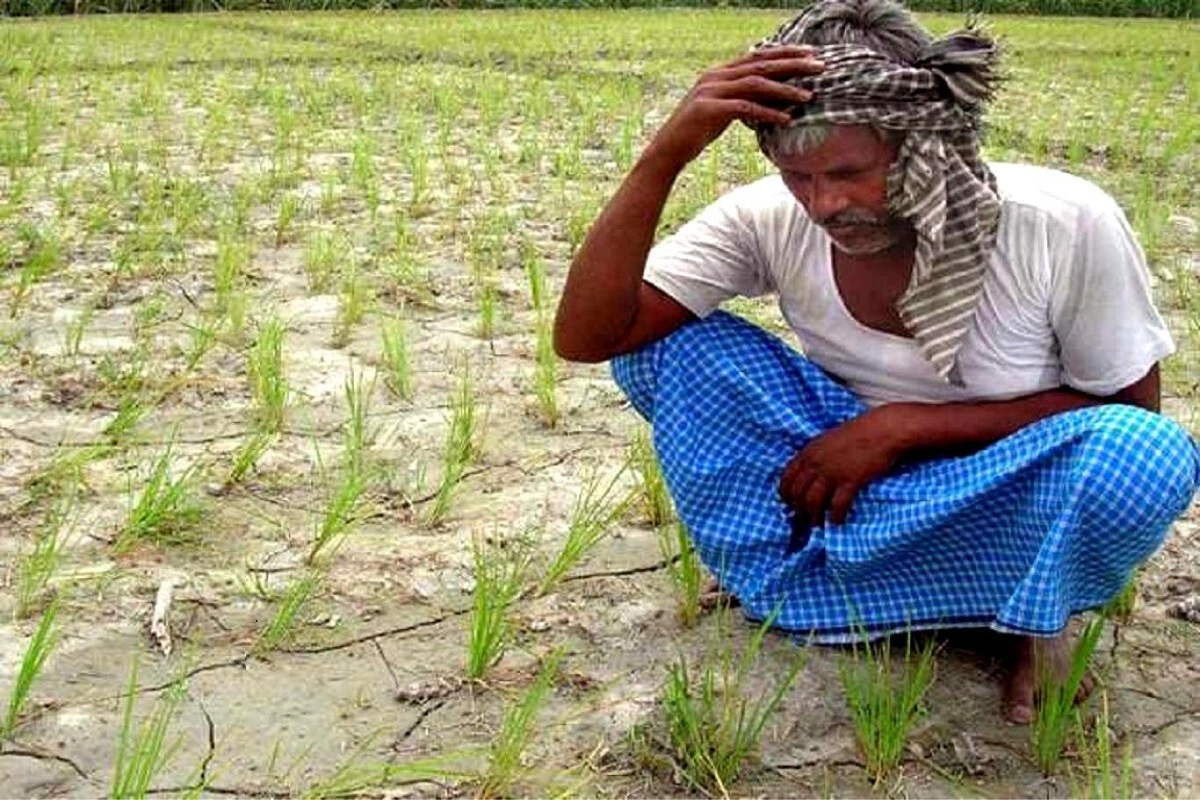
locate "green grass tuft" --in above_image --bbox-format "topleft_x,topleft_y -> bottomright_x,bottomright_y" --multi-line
3,598 -> 61,737
839,630 -> 937,783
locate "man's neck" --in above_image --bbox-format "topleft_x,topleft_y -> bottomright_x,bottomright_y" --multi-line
832,227 -> 917,280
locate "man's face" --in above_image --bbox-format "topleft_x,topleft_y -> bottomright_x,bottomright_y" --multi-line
771,125 -> 908,256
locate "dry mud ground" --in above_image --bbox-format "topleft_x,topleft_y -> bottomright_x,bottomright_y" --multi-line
0,10 -> 1199,799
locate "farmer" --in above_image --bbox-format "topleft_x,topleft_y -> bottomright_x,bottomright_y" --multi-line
552,0 -> 1200,724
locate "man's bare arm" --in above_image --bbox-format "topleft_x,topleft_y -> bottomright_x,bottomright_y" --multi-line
552,46 -> 823,363
552,150 -> 696,363
882,365 -> 1160,457
781,366 -> 1161,525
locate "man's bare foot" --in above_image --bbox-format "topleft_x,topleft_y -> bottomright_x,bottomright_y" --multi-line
1003,632 -> 1095,724
697,576 -> 740,612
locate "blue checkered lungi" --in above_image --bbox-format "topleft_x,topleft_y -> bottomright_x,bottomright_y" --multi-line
613,312 -> 1200,643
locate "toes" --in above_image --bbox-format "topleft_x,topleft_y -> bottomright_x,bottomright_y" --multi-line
1005,700 -> 1034,725
1004,656 -> 1036,726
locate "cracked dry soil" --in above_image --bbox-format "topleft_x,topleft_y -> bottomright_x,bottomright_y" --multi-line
1,10 -> 1199,799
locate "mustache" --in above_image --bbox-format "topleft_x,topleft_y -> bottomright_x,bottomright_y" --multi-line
817,209 -> 889,227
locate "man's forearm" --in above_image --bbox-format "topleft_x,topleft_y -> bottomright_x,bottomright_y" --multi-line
880,376 -> 1162,459
882,389 -> 1100,457
552,146 -> 685,361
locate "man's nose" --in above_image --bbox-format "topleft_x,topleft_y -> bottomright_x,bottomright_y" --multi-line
809,176 -> 849,223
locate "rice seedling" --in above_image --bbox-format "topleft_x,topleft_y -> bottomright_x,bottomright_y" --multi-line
341,366 -> 375,478
109,660 -> 187,799
466,533 -> 534,681
659,521 -> 704,628
521,237 -> 547,315
404,140 -> 431,216
1102,574 -> 1139,622
478,650 -> 563,798
103,394 -> 146,444
839,629 -> 937,783
301,732 -> 467,800
248,317 -> 289,434
536,467 -> 630,596
303,230 -> 344,294
628,426 -> 672,527
379,315 -> 413,401
8,223 -> 62,317
25,441 -> 107,506
14,493 -> 74,620
2,598 -> 60,737
425,362 -> 480,527
115,438 -> 204,553
274,193 -> 302,248
1072,691 -> 1134,800
532,311 -> 559,428
660,610 -> 805,795
1032,617 -> 1105,777
254,567 -> 323,656
332,262 -> 370,349
307,458 -> 368,567
475,273 -> 499,340
62,303 -> 94,359
213,228 -> 249,313
226,429 -> 276,486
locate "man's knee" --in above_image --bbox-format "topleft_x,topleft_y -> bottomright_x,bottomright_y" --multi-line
1077,405 -> 1199,522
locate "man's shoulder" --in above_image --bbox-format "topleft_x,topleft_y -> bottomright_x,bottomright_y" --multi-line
991,162 -> 1122,231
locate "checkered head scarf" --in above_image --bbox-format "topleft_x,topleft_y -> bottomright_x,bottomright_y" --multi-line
750,15 -> 1002,384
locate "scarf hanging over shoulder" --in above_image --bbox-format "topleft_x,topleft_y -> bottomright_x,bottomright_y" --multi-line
749,27 -> 1002,384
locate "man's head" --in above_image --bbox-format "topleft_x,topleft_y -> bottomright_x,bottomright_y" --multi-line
754,0 -> 935,254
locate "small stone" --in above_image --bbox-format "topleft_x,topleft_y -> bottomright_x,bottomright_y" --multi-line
1167,594 -> 1200,624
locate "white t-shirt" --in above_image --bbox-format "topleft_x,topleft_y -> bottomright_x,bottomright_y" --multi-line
643,162 -> 1174,407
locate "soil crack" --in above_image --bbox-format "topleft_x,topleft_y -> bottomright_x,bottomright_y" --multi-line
0,743 -> 89,781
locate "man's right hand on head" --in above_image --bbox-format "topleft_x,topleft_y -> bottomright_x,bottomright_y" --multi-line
645,45 -> 824,171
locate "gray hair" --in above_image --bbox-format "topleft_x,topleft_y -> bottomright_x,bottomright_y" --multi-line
768,0 -> 932,63
757,0 -> 931,159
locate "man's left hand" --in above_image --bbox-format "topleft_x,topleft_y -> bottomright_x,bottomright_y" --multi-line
778,406 -> 910,526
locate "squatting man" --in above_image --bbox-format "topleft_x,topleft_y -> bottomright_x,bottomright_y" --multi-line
552,0 -> 1200,723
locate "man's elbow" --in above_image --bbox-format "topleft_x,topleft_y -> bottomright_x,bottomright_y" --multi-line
552,320 -> 611,364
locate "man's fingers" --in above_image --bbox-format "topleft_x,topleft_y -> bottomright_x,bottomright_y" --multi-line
804,475 -> 832,526
716,56 -> 826,84
829,484 -> 859,526
725,44 -> 818,68
714,99 -> 793,127
781,461 -> 815,508
709,74 -> 814,105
